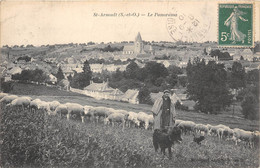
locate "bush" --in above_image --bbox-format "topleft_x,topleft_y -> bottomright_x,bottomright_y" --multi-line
0,80 -> 14,93
241,93 -> 259,120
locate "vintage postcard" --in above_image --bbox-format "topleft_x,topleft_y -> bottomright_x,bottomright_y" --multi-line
0,1 -> 259,168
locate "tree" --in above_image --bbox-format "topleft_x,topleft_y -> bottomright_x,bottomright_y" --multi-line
143,62 -> 168,85
125,61 -> 139,79
0,78 -> 14,93
229,62 -> 246,89
241,93 -> 259,120
56,67 -> 65,83
186,60 -> 232,114
70,73 -> 89,89
70,60 -> 93,89
138,87 -> 153,105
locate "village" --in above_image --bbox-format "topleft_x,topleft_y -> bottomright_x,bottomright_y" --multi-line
1,32 -> 260,109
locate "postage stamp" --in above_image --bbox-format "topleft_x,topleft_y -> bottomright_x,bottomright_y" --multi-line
218,3 -> 254,47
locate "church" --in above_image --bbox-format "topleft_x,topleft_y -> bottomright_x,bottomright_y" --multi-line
122,32 -> 155,56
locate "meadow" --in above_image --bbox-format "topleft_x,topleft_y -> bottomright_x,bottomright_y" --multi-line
0,104 -> 259,168
10,82 -> 259,131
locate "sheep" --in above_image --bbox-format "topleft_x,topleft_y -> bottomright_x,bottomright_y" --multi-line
104,113 -> 128,130
8,97 -> 31,110
137,112 -> 150,130
177,121 -> 196,135
126,112 -> 140,128
232,128 -> 254,147
114,109 -> 129,115
0,95 -> 19,105
209,124 -> 229,137
92,106 -> 114,123
54,104 -> 68,118
48,101 -> 60,111
65,103 -> 84,121
81,105 -> 95,123
37,101 -> 51,112
252,131 -> 260,147
0,93 -> 8,99
175,119 -> 184,127
194,124 -> 210,135
222,127 -> 234,139
30,99 -> 42,112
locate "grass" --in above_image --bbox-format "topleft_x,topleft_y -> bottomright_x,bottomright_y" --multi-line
10,82 -> 259,131
1,105 -> 259,168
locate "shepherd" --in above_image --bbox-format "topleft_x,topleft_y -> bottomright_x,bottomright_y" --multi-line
152,90 -> 176,130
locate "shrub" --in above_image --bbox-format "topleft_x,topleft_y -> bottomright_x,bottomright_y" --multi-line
241,93 -> 259,120
0,80 -> 14,93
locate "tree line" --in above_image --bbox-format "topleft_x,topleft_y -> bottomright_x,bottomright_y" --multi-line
186,58 -> 259,120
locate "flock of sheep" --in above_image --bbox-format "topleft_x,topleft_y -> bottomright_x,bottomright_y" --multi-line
0,93 -> 259,148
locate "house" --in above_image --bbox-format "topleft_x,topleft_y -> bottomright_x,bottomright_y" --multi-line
241,49 -> 254,61
121,89 -> 139,104
7,67 -> 22,75
245,63 -> 260,72
83,81 -> 115,100
90,63 -> 104,73
58,79 -> 70,91
48,74 -> 57,84
108,88 -> 124,101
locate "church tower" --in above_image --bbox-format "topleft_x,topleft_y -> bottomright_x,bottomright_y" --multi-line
134,32 -> 144,54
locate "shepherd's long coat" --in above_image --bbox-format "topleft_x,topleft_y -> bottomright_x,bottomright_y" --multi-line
152,97 -> 176,130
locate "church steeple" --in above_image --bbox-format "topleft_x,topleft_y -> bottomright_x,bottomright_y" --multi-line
135,32 -> 142,42
134,32 -> 144,54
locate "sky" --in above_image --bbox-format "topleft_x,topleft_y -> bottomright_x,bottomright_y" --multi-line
1,1 -> 259,46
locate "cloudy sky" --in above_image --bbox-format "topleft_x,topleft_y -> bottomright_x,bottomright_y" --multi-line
1,1 -> 259,46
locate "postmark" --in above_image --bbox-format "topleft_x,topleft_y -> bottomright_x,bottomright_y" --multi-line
166,6 -> 211,43
218,3 -> 254,47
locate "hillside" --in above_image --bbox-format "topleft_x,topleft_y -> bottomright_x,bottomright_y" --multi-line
10,82 -> 259,131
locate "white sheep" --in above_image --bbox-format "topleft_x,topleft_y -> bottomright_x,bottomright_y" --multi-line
127,112 -> 140,128
48,101 -> 60,111
37,101 -> 51,112
194,123 -> 210,135
0,93 -> 8,99
104,113 -> 127,130
92,106 -> 114,123
114,109 -> 129,115
175,119 -> 184,127
209,124 -> 230,138
232,128 -> 254,147
65,103 -> 84,121
82,105 -> 95,123
137,112 -> 150,130
30,99 -> 42,111
8,97 -> 31,110
54,104 -> 68,118
177,121 -> 196,135
0,95 -> 19,105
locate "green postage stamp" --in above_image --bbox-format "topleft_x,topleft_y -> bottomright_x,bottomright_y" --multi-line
218,3 -> 254,47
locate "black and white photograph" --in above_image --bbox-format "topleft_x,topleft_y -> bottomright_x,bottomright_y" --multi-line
0,1 -> 259,167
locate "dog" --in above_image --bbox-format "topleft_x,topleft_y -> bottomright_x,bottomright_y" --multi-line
153,127 -> 182,158
193,134 -> 205,145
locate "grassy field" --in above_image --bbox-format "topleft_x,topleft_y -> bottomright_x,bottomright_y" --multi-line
10,82 -> 259,131
1,105 -> 259,168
